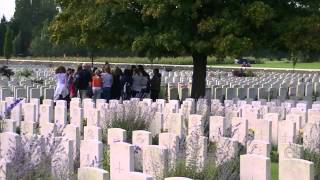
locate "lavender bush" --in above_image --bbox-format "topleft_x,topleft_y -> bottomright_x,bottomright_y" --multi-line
103,101 -> 156,143
0,124 -> 72,179
0,98 -> 24,133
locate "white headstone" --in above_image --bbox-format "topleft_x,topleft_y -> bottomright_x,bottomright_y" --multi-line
240,154 -> 270,180
110,142 -> 134,180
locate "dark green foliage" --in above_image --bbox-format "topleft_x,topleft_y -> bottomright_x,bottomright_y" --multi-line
31,78 -> 44,85
152,134 -> 159,145
232,69 -> 255,77
304,149 -> 320,179
0,16 -> 7,56
165,157 -> 241,180
165,159 -> 218,180
12,0 -> 58,55
16,69 -> 34,78
50,0 -> 320,98
12,31 -> 22,56
103,146 -> 110,172
3,26 -> 13,60
271,150 -> 279,163
0,65 -> 15,79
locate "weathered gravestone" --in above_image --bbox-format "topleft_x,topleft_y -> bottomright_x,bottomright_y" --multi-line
110,142 -> 134,180
80,140 -> 103,168
107,128 -> 127,145
279,159 -> 314,180
240,154 -> 270,180
132,130 -> 152,171
78,167 -> 109,180
159,133 -> 179,170
143,145 -> 168,180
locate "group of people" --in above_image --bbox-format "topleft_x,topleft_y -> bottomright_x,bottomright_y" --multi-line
54,62 -> 162,103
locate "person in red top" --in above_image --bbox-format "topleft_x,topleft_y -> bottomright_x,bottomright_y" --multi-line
92,69 -> 102,101
67,68 -> 76,98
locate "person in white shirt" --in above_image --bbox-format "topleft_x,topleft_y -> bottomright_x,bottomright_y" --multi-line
101,66 -> 113,101
54,66 -> 69,101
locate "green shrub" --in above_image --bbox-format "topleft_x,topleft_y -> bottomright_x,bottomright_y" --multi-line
271,150 -> 279,163
31,78 -> 44,85
244,70 -> 255,77
165,156 -> 240,180
17,69 -> 34,78
224,57 -> 235,64
103,146 -> 110,171
0,65 -> 14,79
304,149 -> 320,179
165,159 -> 218,180
254,58 -> 266,64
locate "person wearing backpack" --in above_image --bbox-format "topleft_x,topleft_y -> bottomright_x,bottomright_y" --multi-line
120,69 -> 133,100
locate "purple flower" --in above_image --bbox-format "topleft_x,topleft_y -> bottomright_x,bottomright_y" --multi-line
134,145 -> 142,154
4,98 -> 24,119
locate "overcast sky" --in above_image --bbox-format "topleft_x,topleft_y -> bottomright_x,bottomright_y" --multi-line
0,0 -> 15,20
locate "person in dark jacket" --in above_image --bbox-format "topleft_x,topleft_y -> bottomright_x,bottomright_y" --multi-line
73,65 -> 82,97
120,69 -> 133,100
77,64 -> 92,99
111,67 -> 122,99
150,68 -> 161,101
138,65 -> 150,99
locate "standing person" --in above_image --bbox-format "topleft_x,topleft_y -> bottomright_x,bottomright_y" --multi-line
54,66 -> 69,101
111,67 -> 122,100
132,68 -> 142,98
101,66 -> 113,102
120,69 -> 133,100
67,68 -> 76,98
131,65 -> 137,76
78,64 -> 92,99
150,68 -> 161,101
138,65 -> 150,99
73,65 -> 82,97
103,61 -> 111,73
91,69 -> 102,101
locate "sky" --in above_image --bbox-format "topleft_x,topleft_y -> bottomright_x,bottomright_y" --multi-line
0,0 -> 15,20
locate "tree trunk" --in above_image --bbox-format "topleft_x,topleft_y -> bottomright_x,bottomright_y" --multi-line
191,53 -> 207,99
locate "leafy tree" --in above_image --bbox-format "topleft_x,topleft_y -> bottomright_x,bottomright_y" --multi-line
0,16 -> 7,56
30,20 -> 87,56
12,0 -> 58,55
13,31 -> 22,56
50,0 -> 320,98
3,26 -> 14,64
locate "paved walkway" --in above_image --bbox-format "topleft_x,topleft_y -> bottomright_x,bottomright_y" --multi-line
1,58 -> 320,72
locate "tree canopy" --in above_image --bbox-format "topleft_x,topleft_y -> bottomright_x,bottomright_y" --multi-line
10,0 -> 58,55
49,0 -> 320,97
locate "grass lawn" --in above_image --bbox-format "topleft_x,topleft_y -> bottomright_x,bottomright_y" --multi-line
213,61 -> 320,69
271,162 -> 279,180
3,56 -> 320,70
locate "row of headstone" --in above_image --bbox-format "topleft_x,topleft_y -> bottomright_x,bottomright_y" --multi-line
0,92 -> 319,179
